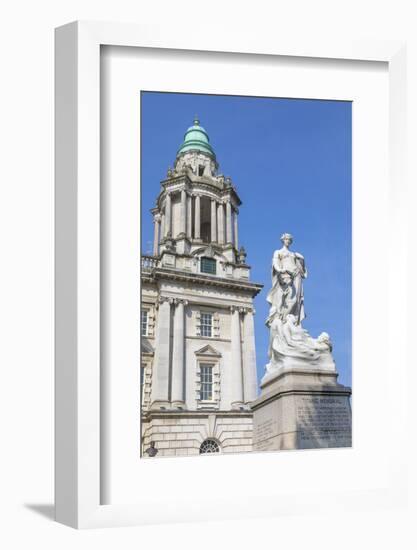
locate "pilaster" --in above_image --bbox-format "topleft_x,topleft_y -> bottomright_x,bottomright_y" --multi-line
242,307 -> 258,403
186,193 -> 192,238
164,192 -> 172,237
150,296 -> 172,409
171,298 -> 188,408
230,305 -> 244,409
233,208 -> 239,249
217,202 -> 225,244
179,189 -> 187,237
226,200 -> 233,244
152,213 -> 161,256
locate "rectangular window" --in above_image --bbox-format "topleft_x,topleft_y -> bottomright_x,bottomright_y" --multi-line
200,312 -> 213,337
201,257 -> 216,275
200,363 -> 213,400
141,309 -> 149,336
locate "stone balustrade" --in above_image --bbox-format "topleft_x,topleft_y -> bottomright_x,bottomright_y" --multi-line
141,255 -> 159,271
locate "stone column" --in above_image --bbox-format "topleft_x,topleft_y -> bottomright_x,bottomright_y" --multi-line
242,308 -> 258,403
186,194 -> 192,238
230,306 -> 244,408
160,213 -> 165,241
226,200 -> 233,244
150,297 -> 172,408
180,189 -> 187,236
194,195 -> 201,240
211,199 -> 217,242
171,298 -> 187,408
164,192 -> 171,237
152,214 -> 160,256
234,209 -> 239,249
217,202 -> 225,244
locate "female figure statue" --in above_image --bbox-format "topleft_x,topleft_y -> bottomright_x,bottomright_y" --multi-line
264,234 -> 335,376
266,233 -> 307,326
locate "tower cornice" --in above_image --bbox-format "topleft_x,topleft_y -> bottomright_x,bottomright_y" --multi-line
149,266 -> 263,297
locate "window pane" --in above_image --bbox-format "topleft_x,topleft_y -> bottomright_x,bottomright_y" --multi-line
200,312 -> 213,337
141,310 -> 148,336
200,364 -> 214,400
201,257 -> 216,274
200,439 -> 220,454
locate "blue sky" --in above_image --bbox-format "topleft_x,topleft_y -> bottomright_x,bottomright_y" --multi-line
141,92 -> 352,388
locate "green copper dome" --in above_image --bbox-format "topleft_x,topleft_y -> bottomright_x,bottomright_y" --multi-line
176,117 -> 216,159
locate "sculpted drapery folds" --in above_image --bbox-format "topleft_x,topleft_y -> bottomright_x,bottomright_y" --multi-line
266,233 -> 307,327
264,233 -> 335,375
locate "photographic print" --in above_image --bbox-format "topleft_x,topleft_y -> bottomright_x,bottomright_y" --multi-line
140,92 -> 352,458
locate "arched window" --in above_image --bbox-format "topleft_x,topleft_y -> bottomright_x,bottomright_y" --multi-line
199,439 -> 220,454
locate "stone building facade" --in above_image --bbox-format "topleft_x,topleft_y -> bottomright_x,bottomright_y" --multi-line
141,117 -> 263,457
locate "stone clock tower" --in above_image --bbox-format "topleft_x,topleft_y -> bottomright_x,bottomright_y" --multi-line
141,117 -> 263,457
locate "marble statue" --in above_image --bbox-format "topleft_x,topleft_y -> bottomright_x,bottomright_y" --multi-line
264,234 -> 335,377
266,233 -> 307,325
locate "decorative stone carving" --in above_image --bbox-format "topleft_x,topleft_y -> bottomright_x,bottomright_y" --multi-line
203,244 -> 215,258
237,246 -> 247,264
266,233 -> 306,325
194,344 -> 222,358
146,306 -> 156,337
264,234 -> 335,378
265,313 -> 335,374
195,310 -> 201,336
173,298 -> 189,307
157,295 -> 175,306
212,311 -> 220,338
163,232 -> 175,252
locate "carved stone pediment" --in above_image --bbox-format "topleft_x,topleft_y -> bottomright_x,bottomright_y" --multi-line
204,244 -> 215,258
191,244 -> 226,262
194,344 -> 222,358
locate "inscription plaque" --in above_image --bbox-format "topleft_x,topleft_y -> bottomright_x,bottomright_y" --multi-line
253,418 -> 278,451
252,385 -> 352,451
296,395 -> 351,448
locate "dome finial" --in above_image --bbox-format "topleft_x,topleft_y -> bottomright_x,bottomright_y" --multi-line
176,116 -> 216,159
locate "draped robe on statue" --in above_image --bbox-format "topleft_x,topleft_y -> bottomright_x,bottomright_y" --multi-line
263,241 -> 336,378
266,247 -> 307,326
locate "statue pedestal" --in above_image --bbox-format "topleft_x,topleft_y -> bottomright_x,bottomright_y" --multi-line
251,367 -> 352,451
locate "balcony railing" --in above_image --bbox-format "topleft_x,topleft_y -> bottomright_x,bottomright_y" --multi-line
141,255 -> 158,271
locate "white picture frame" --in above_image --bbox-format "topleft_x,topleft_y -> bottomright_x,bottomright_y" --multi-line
55,21 -> 407,529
